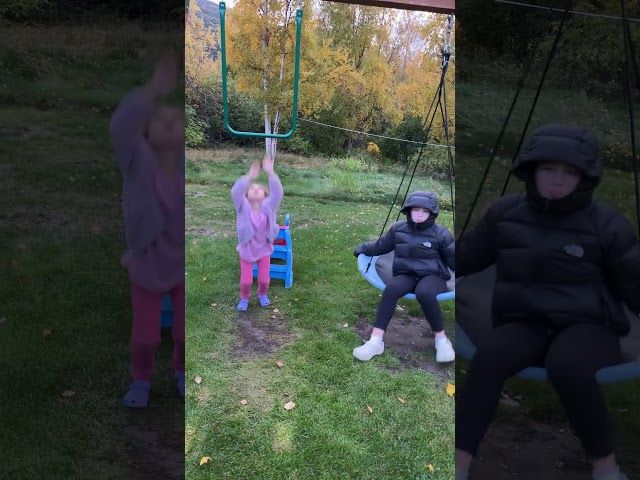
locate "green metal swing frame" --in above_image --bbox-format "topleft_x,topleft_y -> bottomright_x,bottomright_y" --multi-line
218,1 -> 304,139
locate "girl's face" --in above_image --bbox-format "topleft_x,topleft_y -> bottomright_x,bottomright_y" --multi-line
147,105 -> 185,149
247,183 -> 268,203
411,207 -> 431,223
534,162 -> 582,199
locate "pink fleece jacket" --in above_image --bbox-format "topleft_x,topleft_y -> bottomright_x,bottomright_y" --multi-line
231,173 -> 283,262
109,87 -> 185,293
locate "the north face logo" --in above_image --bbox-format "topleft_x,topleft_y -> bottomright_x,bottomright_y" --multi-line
564,244 -> 584,258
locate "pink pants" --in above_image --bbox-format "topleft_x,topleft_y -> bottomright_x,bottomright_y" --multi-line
130,282 -> 185,382
239,255 -> 270,299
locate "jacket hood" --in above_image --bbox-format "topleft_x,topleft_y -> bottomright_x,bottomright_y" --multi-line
400,191 -> 440,217
511,124 -> 603,186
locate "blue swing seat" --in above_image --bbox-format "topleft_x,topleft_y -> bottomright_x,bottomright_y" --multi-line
455,265 -> 640,385
357,251 -> 455,301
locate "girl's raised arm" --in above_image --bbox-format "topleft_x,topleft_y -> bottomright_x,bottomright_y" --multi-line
109,52 -> 180,175
261,155 -> 283,210
231,161 -> 261,212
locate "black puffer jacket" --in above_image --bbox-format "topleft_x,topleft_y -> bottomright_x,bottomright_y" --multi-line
356,192 -> 455,279
457,124 -> 640,335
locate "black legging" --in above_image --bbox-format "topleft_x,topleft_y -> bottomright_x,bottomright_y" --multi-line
374,274 -> 448,332
456,321 -> 622,459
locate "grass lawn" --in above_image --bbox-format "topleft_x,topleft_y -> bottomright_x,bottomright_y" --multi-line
184,148 -> 456,479
0,23 -> 183,479
456,77 -> 640,478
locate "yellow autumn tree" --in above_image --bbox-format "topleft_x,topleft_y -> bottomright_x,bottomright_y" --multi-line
393,13 -> 455,142
185,0 -> 218,87
316,3 -> 401,138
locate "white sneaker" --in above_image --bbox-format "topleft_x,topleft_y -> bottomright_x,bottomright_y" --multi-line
353,338 -> 384,361
435,337 -> 455,363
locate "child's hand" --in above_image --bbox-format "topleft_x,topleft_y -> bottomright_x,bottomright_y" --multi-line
248,161 -> 261,180
150,51 -> 180,96
262,155 -> 275,176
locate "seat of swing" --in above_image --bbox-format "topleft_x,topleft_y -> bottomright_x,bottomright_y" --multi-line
357,251 -> 456,301
454,264 -> 640,384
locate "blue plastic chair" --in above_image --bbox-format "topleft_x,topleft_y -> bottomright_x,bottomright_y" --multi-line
253,213 -> 294,288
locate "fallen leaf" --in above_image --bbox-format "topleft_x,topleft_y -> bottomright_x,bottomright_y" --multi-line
202,277 -> 208,282
199,456 -> 212,465
284,401 -> 296,410
42,328 -> 52,338
61,390 -> 75,397
240,399 -> 248,405
367,405 -> 373,413
343,323 -> 348,328
499,391 -> 519,407
273,308 -> 279,313
294,298 -> 299,301
428,464 -> 435,472
276,361 -> 284,368
499,397 -> 520,408
194,376 -> 202,384
446,383 -> 455,396
398,397 -> 406,404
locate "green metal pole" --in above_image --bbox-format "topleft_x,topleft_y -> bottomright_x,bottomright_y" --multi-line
219,1 -> 303,139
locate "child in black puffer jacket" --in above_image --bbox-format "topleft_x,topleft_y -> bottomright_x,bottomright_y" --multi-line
353,191 -> 456,363
455,124 -> 640,480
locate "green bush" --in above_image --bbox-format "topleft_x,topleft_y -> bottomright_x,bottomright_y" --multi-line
0,0 -> 49,20
185,104 -> 208,147
329,154 -> 379,174
419,148 -> 454,178
329,168 -> 363,194
279,134 -> 313,156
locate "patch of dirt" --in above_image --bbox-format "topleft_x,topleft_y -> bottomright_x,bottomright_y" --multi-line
470,416 -> 591,479
0,125 -> 49,138
186,191 -> 208,198
1,203 -> 121,233
122,423 -> 184,480
185,226 -> 218,237
356,315 -> 453,378
122,331 -> 185,480
1,207 -> 72,229
233,309 -> 297,357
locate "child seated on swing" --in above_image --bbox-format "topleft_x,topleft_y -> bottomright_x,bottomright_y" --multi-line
352,191 -> 456,363
455,124 -> 640,480
231,154 -> 283,311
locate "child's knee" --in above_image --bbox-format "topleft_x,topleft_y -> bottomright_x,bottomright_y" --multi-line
545,357 -> 596,385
